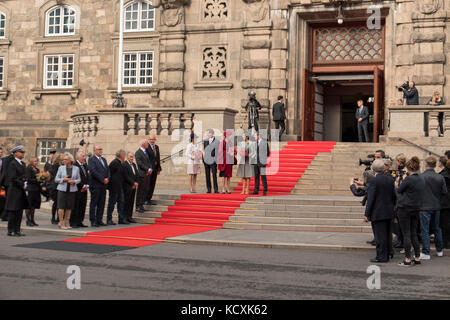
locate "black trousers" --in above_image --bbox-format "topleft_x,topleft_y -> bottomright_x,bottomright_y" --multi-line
204,164 -> 218,193
0,197 -> 5,220
397,208 -> 421,259
70,191 -> 87,226
371,219 -> 391,262
145,171 -> 158,203
7,210 -> 23,233
137,175 -> 150,207
440,209 -> 450,247
123,187 -> 136,221
89,187 -> 106,224
274,120 -> 285,139
253,165 -> 267,193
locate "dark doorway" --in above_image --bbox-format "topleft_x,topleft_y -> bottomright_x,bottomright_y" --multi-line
341,94 -> 374,142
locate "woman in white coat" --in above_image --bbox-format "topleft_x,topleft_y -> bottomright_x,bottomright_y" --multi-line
186,133 -> 202,193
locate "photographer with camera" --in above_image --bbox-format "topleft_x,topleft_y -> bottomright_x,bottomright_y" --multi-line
399,81 -> 419,105
350,170 -> 375,206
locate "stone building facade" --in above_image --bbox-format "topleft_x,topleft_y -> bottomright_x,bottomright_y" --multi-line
0,0 -> 449,163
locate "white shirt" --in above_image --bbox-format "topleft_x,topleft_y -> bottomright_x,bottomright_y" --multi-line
209,137 -> 214,144
127,160 -> 136,176
77,160 -> 89,188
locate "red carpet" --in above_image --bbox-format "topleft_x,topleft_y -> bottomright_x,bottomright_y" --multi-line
63,141 -> 336,247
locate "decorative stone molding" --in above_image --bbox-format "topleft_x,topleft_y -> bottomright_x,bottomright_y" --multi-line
0,89 -> 9,100
203,0 -> 229,22
412,75 -> 446,86
412,32 -> 446,43
412,53 -> 446,64
156,81 -> 184,90
242,0 -> 269,23
107,87 -> 160,98
241,79 -> 270,89
242,59 -> 270,69
201,46 -> 227,80
193,82 -> 233,90
417,0 -> 443,15
31,88 -> 81,100
160,44 -> 186,53
153,0 -> 189,27
159,62 -> 185,72
160,99 -> 184,108
243,40 -> 271,49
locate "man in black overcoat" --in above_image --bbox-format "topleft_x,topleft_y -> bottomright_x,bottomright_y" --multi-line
88,145 -> 110,227
5,146 -> 29,236
135,139 -> 152,213
106,149 -> 126,225
364,159 -> 397,263
251,131 -> 270,196
122,152 -> 139,224
203,129 -> 219,194
272,96 -> 286,140
145,134 -> 162,205
0,148 -> 14,221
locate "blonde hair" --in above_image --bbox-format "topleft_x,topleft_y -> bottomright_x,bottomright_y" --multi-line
27,157 -> 38,168
52,152 -> 63,165
63,152 -> 74,164
432,91 -> 441,104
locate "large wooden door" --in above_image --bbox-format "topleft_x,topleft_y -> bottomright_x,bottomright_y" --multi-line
373,66 -> 384,142
302,68 -> 315,141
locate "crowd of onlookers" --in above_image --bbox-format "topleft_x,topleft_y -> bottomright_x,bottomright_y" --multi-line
350,149 -> 450,266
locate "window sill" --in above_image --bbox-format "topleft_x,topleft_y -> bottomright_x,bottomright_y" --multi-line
0,89 -> 9,100
34,36 -> 82,45
107,86 -> 160,98
193,82 -> 233,90
110,31 -> 160,41
0,39 -> 11,47
31,88 -> 80,100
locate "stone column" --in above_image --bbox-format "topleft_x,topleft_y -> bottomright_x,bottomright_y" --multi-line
154,0 -> 188,109
240,0 -> 271,131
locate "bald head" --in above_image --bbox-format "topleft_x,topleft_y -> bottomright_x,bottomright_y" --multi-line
93,145 -> 103,157
148,134 -> 156,146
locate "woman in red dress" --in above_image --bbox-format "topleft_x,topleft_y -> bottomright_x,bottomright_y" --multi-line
218,130 -> 236,194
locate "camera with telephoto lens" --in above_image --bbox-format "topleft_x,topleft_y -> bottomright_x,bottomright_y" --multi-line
396,81 -> 409,92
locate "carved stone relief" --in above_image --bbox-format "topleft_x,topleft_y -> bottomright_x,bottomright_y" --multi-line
153,0 -> 189,27
242,0 -> 268,23
417,0 -> 443,15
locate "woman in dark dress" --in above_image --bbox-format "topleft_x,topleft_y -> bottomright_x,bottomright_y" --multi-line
218,130 -> 236,194
25,157 -> 41,226
49,152 -> 63,224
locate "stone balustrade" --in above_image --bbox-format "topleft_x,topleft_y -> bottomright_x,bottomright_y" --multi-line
71,112 -> 99,138
388,105 -> 450,138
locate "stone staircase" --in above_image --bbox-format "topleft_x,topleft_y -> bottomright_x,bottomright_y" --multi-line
136,142 -> 381,233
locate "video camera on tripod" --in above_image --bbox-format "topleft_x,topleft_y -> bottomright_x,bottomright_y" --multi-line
358,153 -> 392,169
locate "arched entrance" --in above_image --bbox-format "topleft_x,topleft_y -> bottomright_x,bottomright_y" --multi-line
301,21 -> 385,142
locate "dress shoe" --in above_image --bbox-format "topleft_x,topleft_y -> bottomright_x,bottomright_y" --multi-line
251,191 -> 259,195
98,221 -> 106,226
7,232 -> 14,236
128,218 -> 137,223
263,191 -> 267,196
366,239 -> 376,246
14,232 -> 26,237
91,223 -> 99,227
206,191 -> 211,194
70,225 -> 80,229
107,221 -> 116,226
370,258 -> 388,263
118,220 -> 130,225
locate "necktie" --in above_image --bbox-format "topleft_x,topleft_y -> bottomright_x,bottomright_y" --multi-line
99,157 -> 105,168
129,162 -> 136,176
80,163 -> 87,176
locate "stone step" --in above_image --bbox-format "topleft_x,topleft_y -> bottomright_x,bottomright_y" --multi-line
223,221 -> 372,233
230,215 -> 367,226
293,185 -> 350,191
245,197 -> 361,206
291,190 -> 353,196
235,209 -> 364,219
238,203 -> 363,212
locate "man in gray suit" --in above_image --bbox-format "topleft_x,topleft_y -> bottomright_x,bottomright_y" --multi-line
355,99 -> 370,142
272,96 -> 286,140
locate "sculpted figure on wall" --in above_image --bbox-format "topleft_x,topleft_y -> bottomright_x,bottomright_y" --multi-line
417,0 -> 443,15
241,0 -> 269,23
153,0 -> 189,27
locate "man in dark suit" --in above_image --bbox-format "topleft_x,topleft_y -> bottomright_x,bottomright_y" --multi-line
272,96 -> 286,140
402,81 -> 419,105
106,149 -> 126,225
122,152 -> 139,224
364,159 -> 397,263
88,145 -> 110,227
355,99 -> 370,142
0,147 -> 14,222
145,134 -> 162,205
135,139 -> 152,213
70,150 -> 90,228
203,129 -> 219,194
251,132 -> 270,196
5,146 -> 28,236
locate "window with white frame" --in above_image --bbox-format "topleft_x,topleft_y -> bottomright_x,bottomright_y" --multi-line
0,12 -> 5,38
37,139 -> 66,165
123,52 -> 153,86
124,1 -> 155,32
46,5 -> 76,36
0,57 -> 3,89
44,54 -> 74,88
